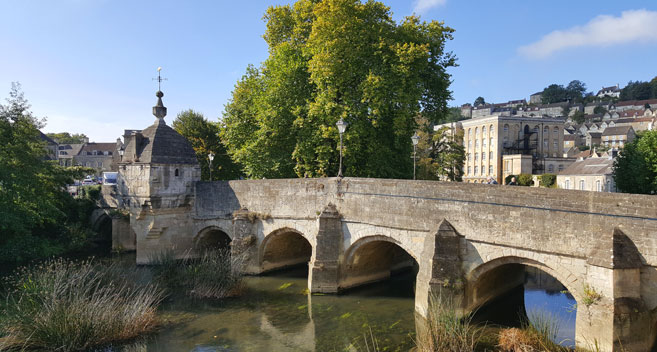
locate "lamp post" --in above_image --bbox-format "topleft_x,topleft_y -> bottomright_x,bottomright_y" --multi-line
336,118 -> 348,178
208,152 -> 214,181
411,132 -> 420,180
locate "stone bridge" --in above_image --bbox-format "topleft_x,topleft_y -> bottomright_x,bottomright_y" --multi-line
115,177 -> 657,351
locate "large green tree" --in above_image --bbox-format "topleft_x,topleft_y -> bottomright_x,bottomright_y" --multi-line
541,84 -> 567,104
46,132 -> 88,144
0,83 -> 93,262
613,130 -> 657,194
173,109 -> 241,180
620,81 -> 652,101
415,116 -> 464,181
222,0 -> 456,179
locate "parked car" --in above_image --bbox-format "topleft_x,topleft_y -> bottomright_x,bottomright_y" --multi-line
81,179 -> 96,186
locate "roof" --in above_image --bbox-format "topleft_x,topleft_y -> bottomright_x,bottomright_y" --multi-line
39,131 -> 57,145
602,125 -> 633,137
587,132 -> 602,138
616,99 -> 657,107
530,92 -> 542,96
122,119 -> 198,165
558,157 -> 614,176
79,143 -> 116,155
564,134 -> 576,141
619,109 -> 646,118
58,143 -> 85,157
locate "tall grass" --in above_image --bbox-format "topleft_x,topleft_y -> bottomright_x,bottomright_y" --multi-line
498,310 -> 567,352
0,258 -> 163,352
150,248 -> 245,299
415,294 -> 484,352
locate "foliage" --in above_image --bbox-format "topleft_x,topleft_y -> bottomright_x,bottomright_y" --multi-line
517,173 -> 533,186
473,97 -> 486,106
577,145 -> 590,151
0,83 -> 101,263
540,174 -> 556,188
416,117 -> 465,181
582,284 -> 602,307
504,174 -> 516,185
651,76 -> 657,100
45,132 -> 88,144
541,80 -> 586,104
150,248 -> 245,299
613,130 -> 657,194
222,0 -> 457,179
415,294 -> 483,352
0,258 -> 163,351
498,310 -> 566,352
571,110 -> 585,124
173,109 -> 242,180
592,106 -> 607,115
620,80 -> 653,101
446,107 -> 466,123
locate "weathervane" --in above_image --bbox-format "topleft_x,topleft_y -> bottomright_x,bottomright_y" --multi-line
153,67 -> 167,91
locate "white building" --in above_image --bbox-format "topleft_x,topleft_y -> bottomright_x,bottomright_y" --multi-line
557,157 -> 616,192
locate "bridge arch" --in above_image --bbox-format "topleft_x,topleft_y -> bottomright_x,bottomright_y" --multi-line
194,226 -> 232,251
260,227 -> 312,273
340,235 -> 418,291
466,255 -> 582,306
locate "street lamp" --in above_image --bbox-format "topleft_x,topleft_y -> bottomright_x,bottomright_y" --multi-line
336,118 -> 348,178
208,152 -> 215,181
411,132 -> 420,180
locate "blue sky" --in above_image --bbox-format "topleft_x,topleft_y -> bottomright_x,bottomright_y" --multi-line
1,0 -> 656,142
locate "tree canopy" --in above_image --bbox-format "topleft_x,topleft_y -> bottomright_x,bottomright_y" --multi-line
473,96 -> 485,106
541,80 -> 587,104
613,130 -> 657,194
46,132 -> 88,144
221,0 -> 456,179
0,83 -> 95,263
620,80 -> 653,101
173,109 -> 241,181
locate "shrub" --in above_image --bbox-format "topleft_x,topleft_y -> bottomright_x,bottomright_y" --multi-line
517,174 -> 533,186
415,294 -> 483,352
540,174 -> 557,188
0,258 -> 163,351
505,175 -> 516,185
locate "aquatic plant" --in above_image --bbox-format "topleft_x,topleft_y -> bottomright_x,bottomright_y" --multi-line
415,294 -> 483,352
150,248 -> 245,299
0,258 -> 163,352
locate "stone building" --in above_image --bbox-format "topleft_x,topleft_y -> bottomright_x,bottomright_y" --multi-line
75,142 -> 116,174
601,125 -> 635,149
529,91 -> 542,104
57,143 -> 84,166
460,115 -> 572,183
596,84 -> 620,98
557,157 -> 616,192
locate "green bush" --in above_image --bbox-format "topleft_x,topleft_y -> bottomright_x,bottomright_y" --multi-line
505,175 -> 516,185
540,174 -> 557,188
517,174 -> 533,186
0,258 -> 163,351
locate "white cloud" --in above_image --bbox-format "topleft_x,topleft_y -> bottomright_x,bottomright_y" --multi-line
519,9 -> 657,59
413,0 -> 447,14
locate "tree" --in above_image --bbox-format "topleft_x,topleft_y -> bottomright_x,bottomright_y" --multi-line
593,106 -> 608,115
222,0 -> 456,179
473,96 -> 486,106
541,84 -> 567,104
173,109 -> 241,180
571,110 -> 586,124
565,80 -> 586,103
620,81 -> 652,101
651,76 -> 657,99
613,130 -> 657,194
0,83 -> 94,263
46,132 -> 88,144
415,116 -> 464,181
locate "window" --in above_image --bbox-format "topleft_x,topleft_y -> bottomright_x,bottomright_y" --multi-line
489,165 -> 493,175
534,125 -> 539,133
481,165 -> 485,175
468,166 -> 471,174
481,152 -> 485,161
558,164 -> 564,172
490,124 -> 494,136
490,137 -> 493,147
97,161 -> 102,168
482,139 -> 486,148
504,124 -> 509,133
467,153 -> 471,161
482,126 -> 487,136
579,180 -> 585,190
175,169 -> 179,177
596,180 -> 601,192
503,136 -> 508,147
553,140 -> 558,149
474,166 -> 478,175
543,139 -> 548,147
548,164 -> 554,172
468,129 -> 472,138
469,140 -> 472,148
86,162 -> 91,167
565,179 -> 570,189
543,126 -> 549,134
475,140 -> 479,148
553,127 -> 559,135
475,127 -> 479,138
474,153 -> 478,162
489,151 -> 493,160
606,180 -> 611,192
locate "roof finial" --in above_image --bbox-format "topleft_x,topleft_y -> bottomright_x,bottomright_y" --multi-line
152,67 -> 167,121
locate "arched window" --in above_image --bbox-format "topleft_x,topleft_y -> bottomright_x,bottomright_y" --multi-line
503,124 -> 509,133
534,125 -> 539,133
469,140 -> 472,148
482,126 -> 487,136
565,179 -> 570,189
474,166 -> 478,175
490,124 -> 494,136
475,139 -> 479,148
579,180 -> 585,190
175,169 -> 179,177
489,165 -> 493,174
467,153 -> 471,161
481,152 -> 485,161
475,127 -> 479,138
481,165 -> 485,175
553,127 -> 559,135
553,140 -> 558,149
543,126 -> 549,135
503,136 -> 508,147
489,151 -> 493,160
468,129 -> 472,138
543,139 -> 548,147
482,138 -> 486,148
474,153 -> 478,161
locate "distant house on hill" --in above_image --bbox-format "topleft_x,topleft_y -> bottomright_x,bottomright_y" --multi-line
58,143 -> 85,166
75,142 -> 116,173
601,125 -> 635,149
557,157 -> 616,192
529,92 -> 543,104
596,84 -> 620,98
